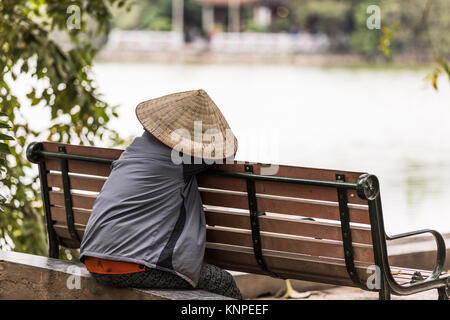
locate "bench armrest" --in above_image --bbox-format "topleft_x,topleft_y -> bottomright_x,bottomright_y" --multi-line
386,229 -> 447,282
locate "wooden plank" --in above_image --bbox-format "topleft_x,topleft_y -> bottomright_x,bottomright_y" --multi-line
47,173 -> 106,192
209,247 -> 434,285
204,243 -> 371,284
49,191 -> 97,210
42,142 -> 123,160
50,206 -> 91,225
256,179 -> 364,205
53,223 -> 85,240
198,175 -> 247,192
59,238 -> 81,249
204,209 -> 373,244
210,162 -> 366,183
200,191 -> 370,224
206,227 -> 374,263
197,174 -> 366,205
45,158 -> 112,177
204,259 -> 358,287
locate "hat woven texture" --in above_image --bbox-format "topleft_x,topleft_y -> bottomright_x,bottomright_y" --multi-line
136,89 -> 238,160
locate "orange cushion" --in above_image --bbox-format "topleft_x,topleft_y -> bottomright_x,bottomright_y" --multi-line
84,256 -> 146,274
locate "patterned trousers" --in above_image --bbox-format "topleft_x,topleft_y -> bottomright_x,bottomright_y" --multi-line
90,263 -> 243,299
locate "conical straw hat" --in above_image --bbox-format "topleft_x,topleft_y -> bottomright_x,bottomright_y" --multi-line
136,89 -> 238,160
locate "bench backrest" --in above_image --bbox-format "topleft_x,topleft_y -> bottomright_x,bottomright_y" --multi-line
28,141 -> 377,288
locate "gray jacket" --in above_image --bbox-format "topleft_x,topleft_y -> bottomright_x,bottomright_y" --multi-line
80,131 -> 210,286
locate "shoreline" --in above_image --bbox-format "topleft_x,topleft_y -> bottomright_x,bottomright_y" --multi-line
96,49 -> 438,70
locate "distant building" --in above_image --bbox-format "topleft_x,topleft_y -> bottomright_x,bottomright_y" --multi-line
195,0 -> 283,33
101,0 -> 331,57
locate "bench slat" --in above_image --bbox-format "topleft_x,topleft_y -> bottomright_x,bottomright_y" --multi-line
197,174 -> 366,205
51,206 -> 91,225
49,191 -> 97,210
211,162 -> 365,183
42,142 -> 123,160
45,158 -> 112,177
206,227 -> 374,263
53,224 -> 84,246
204,209 -> 373,244
47,173 -> 106,192
206,260 -> 357,288
204,243 -> 371,285
200,191 -> 370,224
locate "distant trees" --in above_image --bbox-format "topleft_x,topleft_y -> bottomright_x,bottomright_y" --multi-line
113,0 -> 449,60
286,0 -> 450,58
287,0 -> 353,35
381,0 -> 450,89
382,0 -> 450,57
349,0 -> 382,57
111,0 -> 202,32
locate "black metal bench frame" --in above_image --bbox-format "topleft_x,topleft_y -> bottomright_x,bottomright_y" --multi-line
27,141 -> 450,300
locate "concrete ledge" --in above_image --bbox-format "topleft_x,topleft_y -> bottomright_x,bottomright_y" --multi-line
231,271 -> 334,299
0,250 -> 232,300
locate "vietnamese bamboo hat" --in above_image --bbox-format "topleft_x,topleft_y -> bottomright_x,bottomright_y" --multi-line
136,89 -> 238,160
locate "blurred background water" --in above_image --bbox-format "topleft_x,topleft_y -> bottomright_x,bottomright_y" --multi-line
85,62 -> 450,235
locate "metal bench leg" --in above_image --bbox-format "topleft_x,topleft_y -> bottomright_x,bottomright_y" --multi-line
438,286 -> 449,300
48,238 -> 60,259
38,161 -> 60,259
379,275 -> 391,300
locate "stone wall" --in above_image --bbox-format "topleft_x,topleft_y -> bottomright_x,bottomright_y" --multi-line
0,250 -> 230,300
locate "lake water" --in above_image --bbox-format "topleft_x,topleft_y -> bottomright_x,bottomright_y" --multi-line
88,62 -> 450,235
21,62 -> 450,235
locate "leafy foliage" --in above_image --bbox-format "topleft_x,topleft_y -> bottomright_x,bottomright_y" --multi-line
0,112 -> 13,249
0,0 -> 128,255
349,0 -> 382,58
425,56 -> 450,90
111,0 -> 201,32
381,0 -> 450,89
378,23 -> 399,58
287,0 -> 352,35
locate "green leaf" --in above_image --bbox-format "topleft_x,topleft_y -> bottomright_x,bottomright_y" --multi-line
0,133 -> 14,140
436,56 -> 450,81
0,143 -> 11,155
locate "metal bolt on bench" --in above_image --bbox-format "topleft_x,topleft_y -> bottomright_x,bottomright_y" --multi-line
26,141 -> 450,300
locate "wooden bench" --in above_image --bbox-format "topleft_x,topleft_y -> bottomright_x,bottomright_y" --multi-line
26,141 -> 450,300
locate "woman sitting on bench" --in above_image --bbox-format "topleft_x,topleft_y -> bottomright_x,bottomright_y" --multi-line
79,89 -> 242,299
